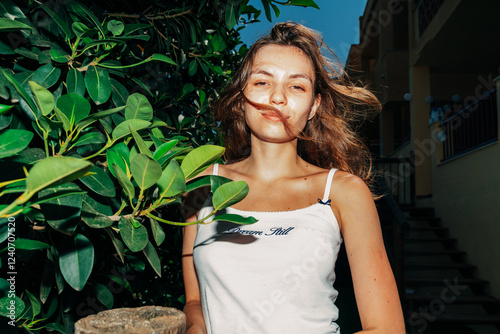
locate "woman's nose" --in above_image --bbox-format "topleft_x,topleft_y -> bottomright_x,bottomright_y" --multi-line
270,85 -> 287,105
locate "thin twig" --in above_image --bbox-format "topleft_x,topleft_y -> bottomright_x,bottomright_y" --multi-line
105,8 -> 192,20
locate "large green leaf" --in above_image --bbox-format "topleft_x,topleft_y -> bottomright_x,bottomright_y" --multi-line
180,145 -> 225,180
112,164 -> 134,200
79,165 -> 115,197
110,78 -> 129,107
85,65 -> 111,105
36,1 -> 72,39
142,241 -> 161,277
152,139 -> 178,161
107,20 -> 124,36
225,1 -> 238,30
32,64 -> 61,89
112,119 -> 151,141
0,18 -> 31,31
212,214 -> 258,225
130,154 -> 162,190
106,144 -> 129,178
58,233 -> 94,291
53,107 -> 70,131
76,106 -> 125,130
81,194 -> 113,228
66,68 -> 86,96
1,69 -> 38,120
24,156 -> 92,201
72,131 -> 106,147
56,93 -> 91,126
29,81 -> 54,116
0,296 -> 25,318
0,129 -> 33,159
130,126 -> 153,158
0,0 -> 26,20
286,0 -> 320,9
212,181 -> 249,211
90,283 -> 114,309
149,217 -> 165,246
25,290 -> 41,317
13,239 -> 50,250
125,93 -> 153,121
157,159 -> 185,199
39,183 -> 83,235
119,217 -> 148,252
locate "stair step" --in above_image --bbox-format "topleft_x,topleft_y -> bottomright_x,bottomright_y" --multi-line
408,226 -> 448,232
405,262 -> 476,270
404,277 -> 488,287
409,312 -> 500,324
404,249 -> 465,256
405,293 -> 499,304
404,237 -> 456,243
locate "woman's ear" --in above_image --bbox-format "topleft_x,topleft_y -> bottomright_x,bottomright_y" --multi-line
309,94 -> 321,120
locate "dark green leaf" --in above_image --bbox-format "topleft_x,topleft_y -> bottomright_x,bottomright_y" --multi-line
79,165 -> 115,197
130,126 -> 153,158
81,194 -> 113,228
50,49 -> 69,63
53,107 -> 71,131
66,68 -> 86,96
85,65 -> 111,105
90,283 -> 113,308
225,0 -> 238,30
157,159 -> 185,199
73,131 -> 106,147
39,183 -> 83,235
286,0 -> 320,9
150,54 -> 176,65
56,93 -> 91,126
0,129 -> 33,159
125,93 -> 153,121
112,119 -> 151,141
14,239 -> 50,250
72,21 -> 89,38
0,296 -> 24,318
105,228 -> 125,263
58,233 -> 94,291
39,115 -> 63,132
188,59 -> 198,76
36,1 -> 72,39
130,154 -> 162,190
32,64 -> 61,89
0,18 -> 31,31
1,69 -> 38,120
149,217 -> 165,246
25,290 -> 41,317
76,106 -> 126,130
110,78 -> 128,107
119,217 -> 148,252
142,241 -> 161,277
25,156 -> 92,200
261,0 -> 272,21
112,164 -> 134,200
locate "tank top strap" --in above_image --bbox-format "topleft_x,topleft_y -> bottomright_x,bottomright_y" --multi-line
321,168 -> 338,203
212,163 -> 219,176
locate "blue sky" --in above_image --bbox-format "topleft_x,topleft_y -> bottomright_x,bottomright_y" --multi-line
239,0 -> 368,65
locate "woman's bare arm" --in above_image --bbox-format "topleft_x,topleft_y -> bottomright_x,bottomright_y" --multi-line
333,173 -> 405,334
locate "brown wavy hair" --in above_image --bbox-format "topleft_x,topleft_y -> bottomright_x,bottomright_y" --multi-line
212,22 -> 380,182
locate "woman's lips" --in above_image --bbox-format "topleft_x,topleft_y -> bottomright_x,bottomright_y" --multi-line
261,110 -> 288,122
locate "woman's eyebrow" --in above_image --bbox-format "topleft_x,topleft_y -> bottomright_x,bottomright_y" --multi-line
250,69 -> 313,83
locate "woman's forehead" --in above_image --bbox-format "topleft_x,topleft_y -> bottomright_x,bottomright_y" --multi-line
250,45 -> 315,79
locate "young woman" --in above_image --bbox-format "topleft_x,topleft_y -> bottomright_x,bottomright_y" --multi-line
182,22 -> 405,334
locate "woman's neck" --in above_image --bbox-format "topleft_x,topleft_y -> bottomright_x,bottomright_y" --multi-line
237,138 -> 307,182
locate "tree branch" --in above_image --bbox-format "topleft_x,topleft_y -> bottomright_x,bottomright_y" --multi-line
105,8 -> 192,20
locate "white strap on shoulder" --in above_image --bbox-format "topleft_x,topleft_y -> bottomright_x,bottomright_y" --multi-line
213,163 -> 219,176
322,168 -> 337,202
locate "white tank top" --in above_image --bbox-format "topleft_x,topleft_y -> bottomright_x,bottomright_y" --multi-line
193,164 -> 343,334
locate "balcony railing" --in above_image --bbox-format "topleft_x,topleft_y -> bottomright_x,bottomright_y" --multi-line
441,89 -> 498,161
374,155 -> 415,206
415,0 -> 445,35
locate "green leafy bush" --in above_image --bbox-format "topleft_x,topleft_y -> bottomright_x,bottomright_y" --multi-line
0,0 -> 317,332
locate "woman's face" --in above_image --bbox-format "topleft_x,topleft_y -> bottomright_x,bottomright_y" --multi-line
243,45 -> 321,144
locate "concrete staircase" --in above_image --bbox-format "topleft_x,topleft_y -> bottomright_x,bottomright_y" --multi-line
402,207 -> 500,333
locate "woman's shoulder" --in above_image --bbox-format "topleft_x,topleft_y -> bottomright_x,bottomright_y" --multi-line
331,170 -> 372,201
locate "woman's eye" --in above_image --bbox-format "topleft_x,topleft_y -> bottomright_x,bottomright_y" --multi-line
292,85 -> 305,91
255,81 -> 267,86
